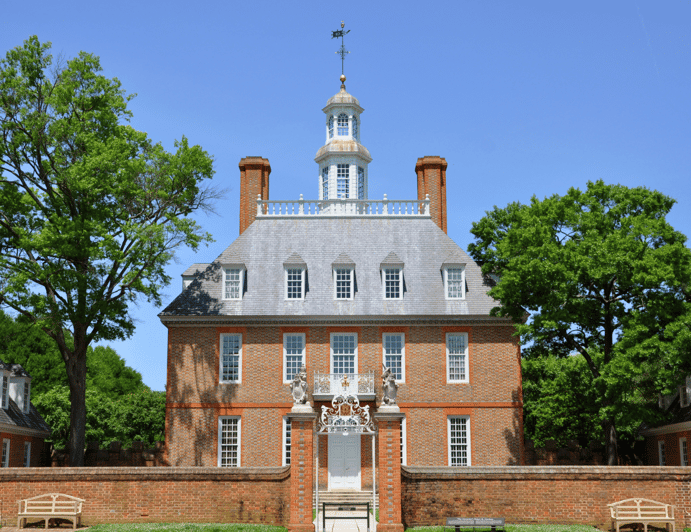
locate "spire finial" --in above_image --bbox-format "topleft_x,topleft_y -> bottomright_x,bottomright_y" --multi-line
332,21 -> 351,81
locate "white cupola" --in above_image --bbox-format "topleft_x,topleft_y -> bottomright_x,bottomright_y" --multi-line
8,364 -> 31,414
315,75 -> 372,201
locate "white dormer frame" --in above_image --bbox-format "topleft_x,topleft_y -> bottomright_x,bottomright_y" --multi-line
443,264 -> 466,300
284,266 -> 306,300
681,376 -> 691,408
1,370 -> 8,410
333,267 -> 354,300
23,381 -> 30,414
223,265 -> 246,300
382,267 -> 404,300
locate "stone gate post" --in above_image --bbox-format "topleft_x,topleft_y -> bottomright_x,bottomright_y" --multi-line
376,411 -> 405,532
287,411 -> 316,532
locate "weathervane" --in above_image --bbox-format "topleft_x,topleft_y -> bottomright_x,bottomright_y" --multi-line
332,21 -> 350,76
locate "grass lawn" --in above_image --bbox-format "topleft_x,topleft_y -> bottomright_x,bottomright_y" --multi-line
408,527 -> 602,532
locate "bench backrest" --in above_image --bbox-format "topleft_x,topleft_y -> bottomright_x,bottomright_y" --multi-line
19,493 -> 84,514
608,499 -> 674,520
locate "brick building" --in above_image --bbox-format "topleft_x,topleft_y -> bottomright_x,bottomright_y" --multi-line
642,377 -> 691,465
160,77 -> 523,506
0,361 -> 51,467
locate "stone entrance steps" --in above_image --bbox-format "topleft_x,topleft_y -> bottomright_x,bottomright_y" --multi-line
314,490 -> 378,507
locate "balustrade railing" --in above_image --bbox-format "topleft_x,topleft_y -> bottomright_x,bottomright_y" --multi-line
257,194 -> 430,218
313,371 -> 375,397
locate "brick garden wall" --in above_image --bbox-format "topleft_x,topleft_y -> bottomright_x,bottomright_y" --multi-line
401,466 -> 691,530
0,467 -> 290,526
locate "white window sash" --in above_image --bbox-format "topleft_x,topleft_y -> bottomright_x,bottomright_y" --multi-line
285,267 -> 305,300
219,334 -> 242,383
658,441 -> 666,466
2,439 -> 9,467
218,416 -> 241,467
383,268 -> 403,300
334,268 -> 354,300
446,333 -> 469,383
283,416 -> 292,466
223,267 -> 244,300
283,333 -> 306,383
400,416 -> 407,466
444,266 -> 466,300
382,333 -> 405,382
448,416 -> 471,467
1,375 -> 8,409
24,441 -> 31,467
680,438 -> 688,467
330,332 -> 358,374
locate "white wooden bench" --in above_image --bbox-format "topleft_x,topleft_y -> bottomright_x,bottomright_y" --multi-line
608,498 -> 675,532
17,493 -> 85,530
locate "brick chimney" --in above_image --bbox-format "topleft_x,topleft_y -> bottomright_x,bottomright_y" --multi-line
239,157 -> 271,234
415,156 -> 448,233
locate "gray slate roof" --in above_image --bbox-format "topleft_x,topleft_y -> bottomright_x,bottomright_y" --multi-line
161,217 -> 499,318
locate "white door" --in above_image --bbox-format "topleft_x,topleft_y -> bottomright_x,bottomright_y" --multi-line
328,434 -> 361,490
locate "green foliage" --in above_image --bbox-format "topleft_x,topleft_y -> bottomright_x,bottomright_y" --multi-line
0,36 -> 215,464
468,180 -> 691,462
33,386 -> 165,450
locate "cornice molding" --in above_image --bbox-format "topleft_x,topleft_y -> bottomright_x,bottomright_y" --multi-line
0,423 -> 51,439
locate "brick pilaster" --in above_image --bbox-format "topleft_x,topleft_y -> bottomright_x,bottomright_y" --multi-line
415,156 -> 448,234
376,411 -> 405,532
287,412 -> 316,532
239,157 -> 271,235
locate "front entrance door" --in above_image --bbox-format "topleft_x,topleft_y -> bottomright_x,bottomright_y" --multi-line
328,434 -> 361,490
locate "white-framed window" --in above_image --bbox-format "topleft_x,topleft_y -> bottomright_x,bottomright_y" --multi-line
23,441 -> 31,467
220,334 -> 242,383
334,268 -> 354,300
444,266 -> 466,299
322,167 -> 329,200
331,333 -> 357,374
218,416 -> 240,467
1,439 -> 9,467
383,268 -> 403,300
680,376 -> 691,408
353,116 -> 359,141
447,333 -> 469,383
383,333 -> 405,382
285,267 -> 306,300
328,116 -> 334,139
223,267 -> 245,300
337,113 -> 349,136
680,438 -> 688,466
448,416 -> 470,466
283,333 -> 305,383
400,415 -> 407,465
1,373 -> 8,409
658,440 -> 666,466
357,166 -> 365,199
23,382 -> 30,414
337,164 -> 349,198
283,416 -> 292,466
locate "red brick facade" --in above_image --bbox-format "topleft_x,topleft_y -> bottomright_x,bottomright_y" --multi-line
239,157 -> 270,234
0,432 -> 44,467
416,156 -> 448,234
645,427 -> 691,466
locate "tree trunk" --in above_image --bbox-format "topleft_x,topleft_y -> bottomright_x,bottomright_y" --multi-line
604,419 -> 619,466
65,344 -> 88,467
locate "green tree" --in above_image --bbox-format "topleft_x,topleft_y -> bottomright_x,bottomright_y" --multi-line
468,180 -> 691,464
0,37 -> 215,465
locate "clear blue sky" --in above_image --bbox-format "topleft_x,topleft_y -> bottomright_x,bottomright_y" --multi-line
2,1 -> 690,391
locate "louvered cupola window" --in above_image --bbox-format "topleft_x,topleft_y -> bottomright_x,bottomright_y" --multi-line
357,167 -> 365,199
328,116 -> 334,139
322,167 -> 329,200
352,116 -> 358,140
337,113 -> 349,136
337,164 -> 349,198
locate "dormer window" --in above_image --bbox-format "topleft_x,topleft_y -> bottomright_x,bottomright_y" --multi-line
381,252 -> 404,300
328,116 -> 334,139
284,253 -> 307,300
23,382 -> 30,414
335,268 -> 353,299
322,167 -> 329,200
337,164 -> 349,198
1,372 -> 7,410
352,116 -> 359,140
223,266 -> 245,300
443,264 -> 466,300
337,113 -> 349,136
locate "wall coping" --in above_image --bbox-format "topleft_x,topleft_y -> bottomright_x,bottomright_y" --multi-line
0,466 -> 290,482
402,465 -> 691,481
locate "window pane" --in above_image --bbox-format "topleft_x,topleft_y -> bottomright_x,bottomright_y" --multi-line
322,167 -> 329,200
336,268 -> 352,299
220,418 -> 239,467
447,334 -> 467,381
338,113 -> 349,136
385,268 -> 401,299
384,334 -> 403,380
285,334 -> 304,381
222,335 -> 241,381
332,334 -> 356,374
447,268 -> 464,298
286,268 -> 303,299
284,418 -> 292,465
450,417 -> 469,466
353,116 -> 359,140
337,164 -> 349,198
358,167 -> 365,200
328,116 -> 334,138
224,268 -> 241,299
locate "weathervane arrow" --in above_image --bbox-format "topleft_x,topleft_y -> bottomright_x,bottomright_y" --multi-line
332,21 -> 350,76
